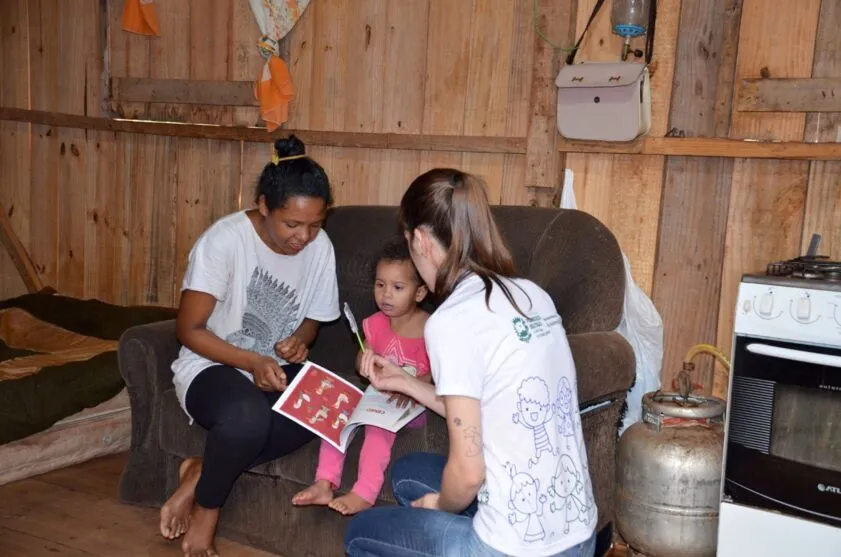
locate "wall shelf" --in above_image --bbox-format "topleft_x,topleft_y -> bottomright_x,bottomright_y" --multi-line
557,136 -> 841,160
5,107 -> 841,161
0,107 -> 526,155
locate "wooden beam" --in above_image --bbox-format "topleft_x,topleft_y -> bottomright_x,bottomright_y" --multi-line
111,78 -> 259,107
0,107 -> 527,154
653,0 -> 743,396
736,78 -> 841,112
0,202 -> 45,294
7,106 -> 841,161
524,0 -> 575,200
558,136 -> 841,160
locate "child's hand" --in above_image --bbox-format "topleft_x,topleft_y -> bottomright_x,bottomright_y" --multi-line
360,351 -> 411,394
275,335 -> 308,363
387,392 -> 415,409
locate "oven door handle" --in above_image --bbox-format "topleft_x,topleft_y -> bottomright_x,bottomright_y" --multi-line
746,343 -> 841,368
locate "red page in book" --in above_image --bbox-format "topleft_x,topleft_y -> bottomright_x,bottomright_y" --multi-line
275,363 -> 363,447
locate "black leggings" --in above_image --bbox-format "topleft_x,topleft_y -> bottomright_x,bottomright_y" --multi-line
185,364 -> 314,509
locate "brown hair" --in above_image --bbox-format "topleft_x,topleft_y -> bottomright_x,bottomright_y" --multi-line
398,168 -> 529,313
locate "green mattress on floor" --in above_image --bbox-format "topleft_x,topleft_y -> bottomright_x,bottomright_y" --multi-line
0,291 -> 176,445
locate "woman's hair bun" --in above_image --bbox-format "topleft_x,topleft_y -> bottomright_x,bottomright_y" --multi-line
273,135 -> 306,158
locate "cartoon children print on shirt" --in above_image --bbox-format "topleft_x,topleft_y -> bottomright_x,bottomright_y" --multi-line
547,454 -> 596,533
513,377 -> 557,467
505,462 -> 547,543
555,377 -> 576,449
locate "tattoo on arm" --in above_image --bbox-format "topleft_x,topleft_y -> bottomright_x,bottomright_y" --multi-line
454,417 -> 462,426
463,426 -> 482,457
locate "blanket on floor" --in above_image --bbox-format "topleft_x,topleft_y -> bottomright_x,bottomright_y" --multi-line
0,291 -> 175,445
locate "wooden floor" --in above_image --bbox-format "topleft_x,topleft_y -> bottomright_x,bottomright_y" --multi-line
0,453 -> 277,557
0,453 -> 627,556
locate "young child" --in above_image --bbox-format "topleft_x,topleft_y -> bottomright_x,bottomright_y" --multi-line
292,240 -> 432,515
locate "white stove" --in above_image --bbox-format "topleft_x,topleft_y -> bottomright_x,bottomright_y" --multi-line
718,248 -> 841,557
734,274 -> 841,348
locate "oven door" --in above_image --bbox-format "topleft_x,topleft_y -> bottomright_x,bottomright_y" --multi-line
724,336 -> 841,527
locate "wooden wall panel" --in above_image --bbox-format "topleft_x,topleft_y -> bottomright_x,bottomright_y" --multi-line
0,0 -> 31,298
189,0 -> 233,125
499,0 -> 533,206
566,0 -> 679,296
56,0 -> 100,298
108,0 -> 151,119
460,0 -> 517,204
230,0 -> 263,127
148,0 -> 190,122
715,0 -> 821,398
652,0 -> 742,393
173,138 -> 241,303
88,131 -> 129,305
28,0 -> 61,290
802,0 -> 841,259
124,134 -> 177,306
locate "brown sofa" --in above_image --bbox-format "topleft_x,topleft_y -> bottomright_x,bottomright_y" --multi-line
117,205 -> 635,557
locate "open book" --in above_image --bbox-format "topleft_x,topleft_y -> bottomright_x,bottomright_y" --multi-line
271,361 -> 425,453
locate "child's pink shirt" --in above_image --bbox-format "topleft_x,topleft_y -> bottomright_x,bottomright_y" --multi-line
314,310 -> 430,502
363,311 -> 430,378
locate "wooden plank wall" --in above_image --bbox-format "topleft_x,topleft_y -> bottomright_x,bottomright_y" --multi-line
2,0 -> 840,396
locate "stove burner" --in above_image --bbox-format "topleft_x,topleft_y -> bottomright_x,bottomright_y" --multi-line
767,256 -> 841,281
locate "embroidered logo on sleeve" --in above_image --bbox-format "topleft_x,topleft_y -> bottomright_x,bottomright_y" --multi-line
512,317 -> 532,343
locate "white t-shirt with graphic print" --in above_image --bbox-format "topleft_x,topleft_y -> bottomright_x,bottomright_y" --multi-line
426,274 -> 597,557
171,210 -> 340,418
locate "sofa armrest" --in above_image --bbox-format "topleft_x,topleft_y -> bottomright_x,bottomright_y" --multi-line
117,319 -> 181,506
569,331 -> 636,406
119,319 -> 180,400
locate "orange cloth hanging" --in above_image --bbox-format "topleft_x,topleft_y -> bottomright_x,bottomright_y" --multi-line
122,0 -> 160,37
256,55 -> 295,132
250,0 -> 311,130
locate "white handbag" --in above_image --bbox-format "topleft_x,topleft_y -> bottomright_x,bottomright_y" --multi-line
555,0 -> 655,142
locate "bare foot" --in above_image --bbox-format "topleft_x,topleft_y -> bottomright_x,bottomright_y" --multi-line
160,458 -> 202,539
181,505 -> 220,557
328,492 -> 373,516
292,479 -> 334,506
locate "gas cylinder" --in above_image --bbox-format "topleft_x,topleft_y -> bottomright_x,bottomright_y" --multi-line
615,391 -> 726,557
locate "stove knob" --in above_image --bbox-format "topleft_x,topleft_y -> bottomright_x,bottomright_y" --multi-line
796,295 -> 811,321
759,292 -> 774,317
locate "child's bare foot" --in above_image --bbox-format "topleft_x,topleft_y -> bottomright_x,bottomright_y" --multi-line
292,479 -> 334,506
181,505 -> 220,557
161,458 -> 202,539
328,492 -> 373,515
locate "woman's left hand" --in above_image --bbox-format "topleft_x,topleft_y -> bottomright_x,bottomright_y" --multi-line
411,493 -> 441,510
274,335 -> 308,363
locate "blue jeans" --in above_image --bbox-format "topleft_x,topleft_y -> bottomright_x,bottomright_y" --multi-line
344,452 -> 597,557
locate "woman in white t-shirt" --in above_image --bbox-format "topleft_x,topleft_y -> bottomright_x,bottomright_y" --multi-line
160,136 -> 340,557
346,168 -> 597,557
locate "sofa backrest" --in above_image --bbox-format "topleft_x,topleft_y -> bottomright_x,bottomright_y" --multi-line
308,205 -> 624,379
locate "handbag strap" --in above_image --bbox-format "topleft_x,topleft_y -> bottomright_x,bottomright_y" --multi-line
565,0 -> 658,65
645,0 -> 657,64
565,0 -> 607,66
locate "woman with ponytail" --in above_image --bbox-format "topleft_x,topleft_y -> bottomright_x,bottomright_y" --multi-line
346,169 -> 597,557
162,136 -> 339,557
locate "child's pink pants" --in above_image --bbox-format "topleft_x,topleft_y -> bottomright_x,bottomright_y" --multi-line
316,425 -> 395,504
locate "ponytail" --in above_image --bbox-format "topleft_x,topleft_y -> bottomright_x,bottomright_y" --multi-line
399,168 -> 529,314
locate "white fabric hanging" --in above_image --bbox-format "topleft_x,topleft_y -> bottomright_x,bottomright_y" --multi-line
559,170 -> 663,434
